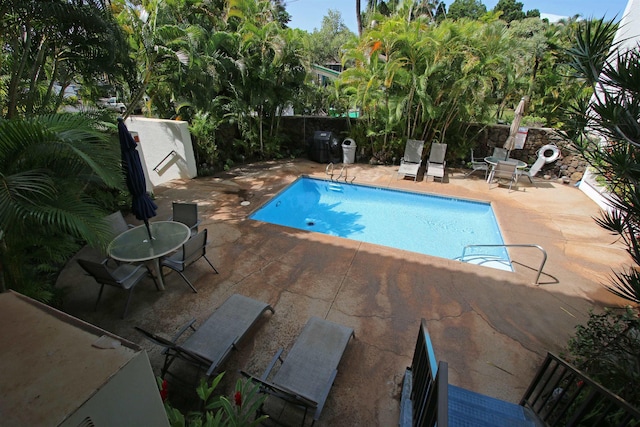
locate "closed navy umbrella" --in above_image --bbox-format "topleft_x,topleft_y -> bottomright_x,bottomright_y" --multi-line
117,117 -> 157,240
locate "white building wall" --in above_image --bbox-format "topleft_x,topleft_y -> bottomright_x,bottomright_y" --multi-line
125,117 -> 197,192
579,0 -> 639,207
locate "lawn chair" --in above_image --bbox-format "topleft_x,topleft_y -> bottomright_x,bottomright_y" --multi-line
492,147 -> 509,160
170,202 -> 200,237
136,294 -> 274,385
489,160 -> 519,192
426,142 -> 447,182
397,139 -> 425,181
77,258 -> 158,318
161,229 -> 218,293
517,156 -> 545,184
104,211 -> 134,240
464,149 -> 489,179
242,317 -> 355,426
99,211 -> 134,265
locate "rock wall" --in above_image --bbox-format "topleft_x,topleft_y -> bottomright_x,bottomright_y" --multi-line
472,124 -> 586,182
279,117 -> 587,182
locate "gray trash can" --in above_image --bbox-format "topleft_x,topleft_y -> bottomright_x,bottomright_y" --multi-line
342,138 -> 356,164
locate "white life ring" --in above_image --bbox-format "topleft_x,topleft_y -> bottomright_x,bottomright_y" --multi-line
537,144 -> 560,163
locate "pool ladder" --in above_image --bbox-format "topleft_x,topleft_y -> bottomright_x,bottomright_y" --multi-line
459,244 -> 547,284
326,163 -> 355,183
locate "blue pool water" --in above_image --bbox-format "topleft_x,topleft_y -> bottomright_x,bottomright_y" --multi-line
250,177 -> 510,266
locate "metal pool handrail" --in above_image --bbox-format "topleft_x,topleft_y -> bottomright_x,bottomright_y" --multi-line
326,163 -> 355,183
461,244 -> 547,284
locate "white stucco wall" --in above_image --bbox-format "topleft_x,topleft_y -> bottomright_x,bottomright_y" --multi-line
579,0 -> 638,207
125,117 -> 197,191
617,0 -> 640,50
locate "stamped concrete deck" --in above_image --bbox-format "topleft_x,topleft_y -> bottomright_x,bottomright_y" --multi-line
57,159 -> 630,426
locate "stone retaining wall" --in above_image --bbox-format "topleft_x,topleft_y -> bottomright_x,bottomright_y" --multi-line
280,117 -> 587,182
470,124 -> 586,182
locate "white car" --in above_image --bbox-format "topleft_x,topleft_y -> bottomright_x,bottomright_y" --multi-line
99,97 -> 126,113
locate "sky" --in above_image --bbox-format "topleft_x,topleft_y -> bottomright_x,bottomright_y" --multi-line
284,0 -> 631,33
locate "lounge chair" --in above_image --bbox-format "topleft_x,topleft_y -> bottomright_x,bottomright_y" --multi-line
399,319 -> 543,427
464,149 -> 489,179
517,156 -> 546,184
242,316 -> 355,426
489,160 -> 518,192
136,294 -> 274,383
426,142 -> 447,182
397,139 -> 425,181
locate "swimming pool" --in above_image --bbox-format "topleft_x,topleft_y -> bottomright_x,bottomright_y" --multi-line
250,177 -> 511,269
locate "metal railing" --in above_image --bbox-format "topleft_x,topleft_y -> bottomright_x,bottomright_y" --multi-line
460,244 -> 547,284
153,150 -> 177,172
521,352 -> 640,426
325,163 -> 355,182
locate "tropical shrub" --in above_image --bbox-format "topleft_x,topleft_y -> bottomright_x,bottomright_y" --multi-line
0,113 -> 123,301
561,18 -> 640,304
565,307 -> 640,405
162,373 -> 268,427
339,13 -> 513,164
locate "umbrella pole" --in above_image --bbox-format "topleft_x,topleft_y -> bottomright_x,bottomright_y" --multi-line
144,220 -> 153,240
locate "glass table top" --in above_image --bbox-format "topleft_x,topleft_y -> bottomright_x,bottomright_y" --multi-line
484,156 -> 527,168
108,221 -> 190,262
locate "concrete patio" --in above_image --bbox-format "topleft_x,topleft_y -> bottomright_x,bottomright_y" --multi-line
57,159 -> 630,426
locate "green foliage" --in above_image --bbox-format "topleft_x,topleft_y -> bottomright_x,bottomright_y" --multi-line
565,307 -> 640,404
493,0 -> 525,22
0,0 -> 130,118
164,373 -> 268,427
447,0 -> 487,20
560,18 -> 640,303
308,10 -> 357,65
339,16 -> 512,162
0,113 -> 123,300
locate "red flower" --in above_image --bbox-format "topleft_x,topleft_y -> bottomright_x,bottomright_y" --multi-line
234,391 -> 242,406
160,379 -> 169,402
577,380 -> 585,388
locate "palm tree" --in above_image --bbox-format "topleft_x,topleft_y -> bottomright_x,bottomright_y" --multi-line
0,0 -> 129,118
0,113 -> 122,300
562,18 -> 640,303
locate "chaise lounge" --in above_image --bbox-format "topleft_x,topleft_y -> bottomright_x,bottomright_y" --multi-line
242,316 -> 355,426
136,293 -> 274,383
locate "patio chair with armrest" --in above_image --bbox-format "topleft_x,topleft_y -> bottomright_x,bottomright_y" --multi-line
77,258 -> 158,319
161,228 -> 218,293
397,139 -> 425,181
492,147 -> 509,160
517,156 -> 545,184
170,202 -> 200,237
99,211 -> 135,266
136,293 -> 274,385
464,149 -> 489,179
489,160 -> 519,192
241,316 -> 355,426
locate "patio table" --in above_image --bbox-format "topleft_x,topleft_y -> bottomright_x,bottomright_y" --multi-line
484,156 -> 527,183
108,221 -> 190,290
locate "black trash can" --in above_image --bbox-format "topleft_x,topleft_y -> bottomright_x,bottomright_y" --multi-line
309,131 -> 341,163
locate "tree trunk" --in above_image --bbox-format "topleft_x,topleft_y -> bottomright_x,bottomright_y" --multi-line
356,0 -> 362,36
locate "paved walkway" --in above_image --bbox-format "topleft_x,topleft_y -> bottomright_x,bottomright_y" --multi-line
58,160 -> 629,426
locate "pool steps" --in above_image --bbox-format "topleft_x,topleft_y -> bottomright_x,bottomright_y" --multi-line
458,244 -> 547,284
